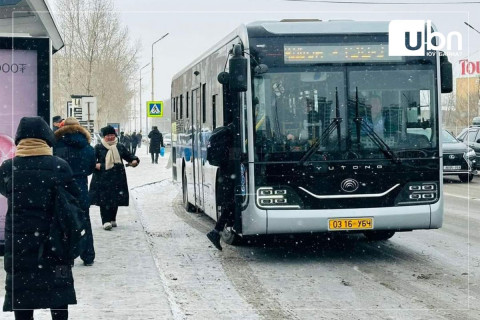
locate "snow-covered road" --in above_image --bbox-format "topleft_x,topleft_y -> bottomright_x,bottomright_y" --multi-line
1,149 -> 479,319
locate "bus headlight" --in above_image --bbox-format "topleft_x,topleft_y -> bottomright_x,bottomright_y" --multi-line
395,182 -> 439,206
256,186 -> 303,209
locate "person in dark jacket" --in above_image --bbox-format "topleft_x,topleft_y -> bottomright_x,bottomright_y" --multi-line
119,131 -> 126,144
52,115 -> 64,133
89,125 -> 140,230
131,131 -> 138,155
123,134 -> 132,154
0,116 -> 79,319
136,131 -> 143,148
148,126 -> 164,164
53,117 -> 96,266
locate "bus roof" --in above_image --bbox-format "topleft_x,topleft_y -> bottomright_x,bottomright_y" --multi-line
246,20 -> 390,35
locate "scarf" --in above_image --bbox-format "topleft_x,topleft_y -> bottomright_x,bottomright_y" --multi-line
101,138 -> 122,170
15,138 -> 52,157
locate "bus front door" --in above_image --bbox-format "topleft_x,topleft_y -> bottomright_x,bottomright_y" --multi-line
192,88 -> 204,209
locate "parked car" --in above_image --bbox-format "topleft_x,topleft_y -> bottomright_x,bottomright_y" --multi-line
443,129 -> 475,182
456,124 -> 480,170
163,133 -> 171,146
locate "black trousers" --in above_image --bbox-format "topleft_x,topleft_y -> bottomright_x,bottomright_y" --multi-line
214,168 -> 235,232
151,152 -> 159,163
100,205 -> 119,224
131,145 -> 137,155
80,209 -> 95,263
14,305 -> 68,320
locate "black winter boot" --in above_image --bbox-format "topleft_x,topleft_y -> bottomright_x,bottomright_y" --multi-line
206,230 -> 222,250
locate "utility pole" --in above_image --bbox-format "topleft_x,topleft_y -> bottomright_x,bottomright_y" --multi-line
150,32 -> 169,131
139,63 -> 150,134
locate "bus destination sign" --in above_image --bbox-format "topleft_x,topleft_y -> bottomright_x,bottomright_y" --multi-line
284,44 -> 403,64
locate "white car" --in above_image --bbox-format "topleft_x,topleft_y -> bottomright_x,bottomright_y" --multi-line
163,133 -> 171,146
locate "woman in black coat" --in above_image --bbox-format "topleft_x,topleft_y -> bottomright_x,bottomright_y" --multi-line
53,117 -> 96,266
89,125 -> 139,230
148,126 -> 164,164
0,117 -> 79,319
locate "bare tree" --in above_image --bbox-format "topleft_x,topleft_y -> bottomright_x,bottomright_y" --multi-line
52,0 -> 139,131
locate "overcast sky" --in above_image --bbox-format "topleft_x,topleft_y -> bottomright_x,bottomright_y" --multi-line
51,0 -> 480,102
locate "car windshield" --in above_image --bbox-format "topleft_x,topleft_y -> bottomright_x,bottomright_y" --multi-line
442,130 -> 458,143
253,65 -> 437,162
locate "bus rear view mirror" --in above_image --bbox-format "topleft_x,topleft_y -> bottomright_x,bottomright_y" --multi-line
228,44 -> 248,92
218,72 -> 229,85
440,55 -> 453,93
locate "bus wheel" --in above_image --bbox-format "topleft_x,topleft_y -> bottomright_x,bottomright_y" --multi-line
363,231 -> 395,241
221,226 -> 243,246
182,170 -> 195,212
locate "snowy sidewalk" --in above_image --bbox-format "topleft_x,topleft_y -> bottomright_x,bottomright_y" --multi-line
0,148 -> 174,319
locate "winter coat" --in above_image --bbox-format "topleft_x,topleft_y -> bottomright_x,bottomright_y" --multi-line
0,156 -> 79,311
131,132 -> 138,147
148,129 -> 164,153
89,142 -> 139,207
53,125 -> 96,210
136,133 -> 142,146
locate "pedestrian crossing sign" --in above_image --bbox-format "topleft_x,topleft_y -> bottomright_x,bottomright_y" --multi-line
147,101 -> 163,118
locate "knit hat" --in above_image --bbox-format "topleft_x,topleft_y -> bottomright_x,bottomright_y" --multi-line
15,116 -> 56,146
101,125 -> 117,137
52,115 -> 63,123
64,117 -> 80,126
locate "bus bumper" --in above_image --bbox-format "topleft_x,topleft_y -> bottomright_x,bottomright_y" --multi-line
248,201 -> 443,236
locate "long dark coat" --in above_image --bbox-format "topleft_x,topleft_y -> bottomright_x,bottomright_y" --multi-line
89,142 -> 139,207
0,156 -> 78,311
148,128 -> 164,153
53,125 -> 96,210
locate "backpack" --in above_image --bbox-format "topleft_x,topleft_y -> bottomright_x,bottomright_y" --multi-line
207,125 -> 233,166
47,159 -> 87,260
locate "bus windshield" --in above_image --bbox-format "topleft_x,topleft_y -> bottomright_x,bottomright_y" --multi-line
253,66 -> 437,162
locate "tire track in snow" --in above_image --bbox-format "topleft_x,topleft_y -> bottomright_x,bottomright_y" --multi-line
172,197 -> 299,320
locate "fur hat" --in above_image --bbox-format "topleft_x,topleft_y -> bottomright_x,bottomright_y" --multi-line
52,115 -> 63,123
101,125 -> 117,137
64,117 -> 80,126
15,116 -> 56,146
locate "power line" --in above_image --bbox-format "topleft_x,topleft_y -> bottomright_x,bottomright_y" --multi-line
285,0 -> 480,4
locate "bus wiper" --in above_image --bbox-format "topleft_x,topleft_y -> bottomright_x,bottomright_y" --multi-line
299,88 -> 342,166
353,87 -> 400,164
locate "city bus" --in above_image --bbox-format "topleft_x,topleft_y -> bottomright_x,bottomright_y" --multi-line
171,20 -> 452,244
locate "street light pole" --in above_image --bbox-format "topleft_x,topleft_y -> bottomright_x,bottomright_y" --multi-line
139,63 -> 150,134
150,33 -> 169,132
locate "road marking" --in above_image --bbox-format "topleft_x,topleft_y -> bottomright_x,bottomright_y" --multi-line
443,192 -> 480,201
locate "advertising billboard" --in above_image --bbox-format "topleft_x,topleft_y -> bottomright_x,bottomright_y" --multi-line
0,37 -> 51,246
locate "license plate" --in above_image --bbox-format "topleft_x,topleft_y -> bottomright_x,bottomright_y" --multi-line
328,218 -> 373,231
443,165 -> 461,170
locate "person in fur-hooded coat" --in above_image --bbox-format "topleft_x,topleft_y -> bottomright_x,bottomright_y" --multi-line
53,117 -> 96,265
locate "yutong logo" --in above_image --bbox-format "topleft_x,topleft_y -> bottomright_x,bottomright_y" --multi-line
389,20 -> 462,56
341,179 -> 360,193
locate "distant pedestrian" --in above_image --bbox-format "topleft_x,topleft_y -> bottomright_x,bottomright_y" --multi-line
123,134 -> 132,154
52,115 -> 64,132
148,126 -> 164,164
89,125 -> 140,230
119,131 -> 126,145
136,131 -> 143,148
131,131 -> 138,155
54,117 -> 96,266
0,116 -> 79,319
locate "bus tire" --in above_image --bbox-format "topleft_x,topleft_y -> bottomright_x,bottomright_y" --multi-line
182,169 -> 195,212
221,226 -> 243,246
363,230 -> 395,241
459,173 -> 473,183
